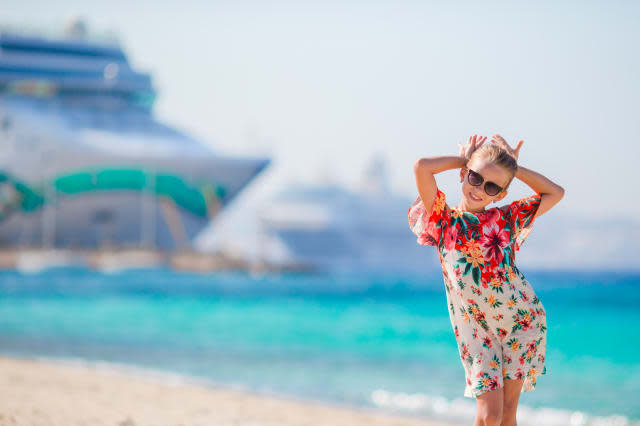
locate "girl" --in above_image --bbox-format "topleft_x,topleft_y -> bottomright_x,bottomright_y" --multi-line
409,134 -> 564,426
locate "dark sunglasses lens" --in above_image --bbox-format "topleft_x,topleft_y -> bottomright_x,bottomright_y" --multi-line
485,183 -> 502,196
468,170 -> 483,186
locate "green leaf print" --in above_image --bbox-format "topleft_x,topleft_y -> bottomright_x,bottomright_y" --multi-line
472,266 -> 480,285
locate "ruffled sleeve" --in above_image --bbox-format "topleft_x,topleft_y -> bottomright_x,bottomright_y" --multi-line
408,187 -> 450,247
505,192 -> 542,251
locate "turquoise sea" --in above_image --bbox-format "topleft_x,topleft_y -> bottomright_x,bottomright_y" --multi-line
0,268 -> 637,425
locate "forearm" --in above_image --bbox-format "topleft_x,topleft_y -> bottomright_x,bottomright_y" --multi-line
414,155 -> 467,175
515,165 -> 565,196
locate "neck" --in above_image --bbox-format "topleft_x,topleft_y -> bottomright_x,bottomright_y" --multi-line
458,199 -> 486,213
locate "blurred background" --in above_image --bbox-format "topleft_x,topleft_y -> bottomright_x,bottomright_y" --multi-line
0,1 -> 638,425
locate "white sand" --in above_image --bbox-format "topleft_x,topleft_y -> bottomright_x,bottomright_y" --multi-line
0,356 -> 457,426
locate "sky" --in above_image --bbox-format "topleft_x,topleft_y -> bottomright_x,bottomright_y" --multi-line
1,0 -> 638,222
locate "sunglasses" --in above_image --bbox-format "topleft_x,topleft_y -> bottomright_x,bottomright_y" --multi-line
466,168 -> 504,196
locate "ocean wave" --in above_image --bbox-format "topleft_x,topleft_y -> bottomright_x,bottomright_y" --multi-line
370,389 -> 639,426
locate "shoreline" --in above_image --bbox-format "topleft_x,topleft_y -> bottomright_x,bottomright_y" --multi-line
0,355 -> 458,426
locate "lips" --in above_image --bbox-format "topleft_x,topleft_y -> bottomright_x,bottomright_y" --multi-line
469,192 -> 482,202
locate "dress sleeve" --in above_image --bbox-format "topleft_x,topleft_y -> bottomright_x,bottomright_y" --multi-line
505,192 -> 542,251
408,187 -> 450,247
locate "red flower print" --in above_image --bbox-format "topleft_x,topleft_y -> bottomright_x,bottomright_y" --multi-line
444,224 -> 457,251
461,343 -> 470,361
480,222 -> 510,265
482,336 -> 493,349
454,267 -> 462,281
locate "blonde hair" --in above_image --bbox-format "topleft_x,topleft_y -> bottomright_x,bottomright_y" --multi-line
466,144 -> 518,191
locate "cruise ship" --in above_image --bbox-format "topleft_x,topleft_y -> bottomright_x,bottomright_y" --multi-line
0,22 -> 269,250
259,157 -> 438,274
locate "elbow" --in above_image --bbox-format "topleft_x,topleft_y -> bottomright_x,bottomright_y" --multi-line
413,158 -> 432,175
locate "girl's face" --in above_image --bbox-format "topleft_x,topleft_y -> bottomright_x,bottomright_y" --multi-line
459,160 -> 510,211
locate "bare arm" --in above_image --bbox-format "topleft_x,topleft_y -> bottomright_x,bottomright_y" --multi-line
515,165 -> 565,218
413,155 -> 466,214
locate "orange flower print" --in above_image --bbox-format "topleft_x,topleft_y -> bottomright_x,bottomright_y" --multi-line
485,294 -> 503,309
490,278 -> 504,294
507,337 -> 522,353
462,240 -> 485,267
475,372 -> 499,393
512,308 -> 536,333
489,354 -> 500,371
451,206 -> 464,219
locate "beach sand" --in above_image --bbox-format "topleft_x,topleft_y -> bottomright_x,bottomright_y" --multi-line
0,356 -> 458,426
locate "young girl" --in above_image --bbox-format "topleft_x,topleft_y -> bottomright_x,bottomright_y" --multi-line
409,134 -> 564,426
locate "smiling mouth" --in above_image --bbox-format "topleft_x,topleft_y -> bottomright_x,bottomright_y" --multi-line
469,192 -> 482,202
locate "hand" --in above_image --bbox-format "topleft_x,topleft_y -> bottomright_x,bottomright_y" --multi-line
458,134 -> 487,163
491,134 -> 523,161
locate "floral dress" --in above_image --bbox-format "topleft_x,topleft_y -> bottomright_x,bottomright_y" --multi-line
408,186 -> 547,398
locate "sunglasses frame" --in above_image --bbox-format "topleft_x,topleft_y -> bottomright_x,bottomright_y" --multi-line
466,168 -> 504,196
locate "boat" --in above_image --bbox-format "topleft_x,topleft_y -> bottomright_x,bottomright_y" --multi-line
0,20 -> 269,251
258,157 -> 438,274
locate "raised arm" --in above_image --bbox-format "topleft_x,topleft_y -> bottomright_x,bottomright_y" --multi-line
490,134 -> 565,219
513,165 -> 564,218
414,134 -> 488,213
413,155 -> 466,214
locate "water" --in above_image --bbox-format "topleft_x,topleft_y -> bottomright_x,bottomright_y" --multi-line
0,267 -> 638,425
